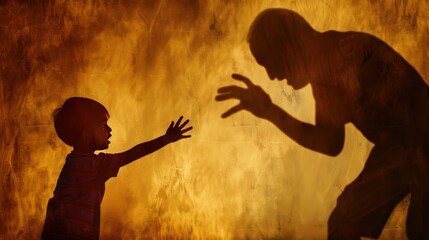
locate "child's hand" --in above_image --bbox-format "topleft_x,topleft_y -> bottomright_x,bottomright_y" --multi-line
165,116 -> 192,143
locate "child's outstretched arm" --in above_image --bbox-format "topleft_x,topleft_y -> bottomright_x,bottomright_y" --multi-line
117,116 -> 192,167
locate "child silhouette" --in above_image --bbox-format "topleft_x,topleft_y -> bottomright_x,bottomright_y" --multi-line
41,97 -> 192,239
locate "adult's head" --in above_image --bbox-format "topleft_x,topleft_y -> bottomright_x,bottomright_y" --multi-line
247,8 -> 318,89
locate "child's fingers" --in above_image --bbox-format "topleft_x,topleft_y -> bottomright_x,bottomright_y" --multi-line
169,121 -> 174,129
179,119 -> 190,128
181,135 -> 191,138
181,126 -> 193,134
175,116 -> 183,128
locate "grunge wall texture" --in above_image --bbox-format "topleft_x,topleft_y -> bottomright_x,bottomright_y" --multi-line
1,0 -> 428,239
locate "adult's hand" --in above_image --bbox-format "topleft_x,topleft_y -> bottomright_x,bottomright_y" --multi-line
215,73 -> 272,118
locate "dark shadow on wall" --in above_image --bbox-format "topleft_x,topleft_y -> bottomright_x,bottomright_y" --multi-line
216,8 -> 429,239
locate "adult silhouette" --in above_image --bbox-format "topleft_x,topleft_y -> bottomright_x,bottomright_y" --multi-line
216,8 -> 429,239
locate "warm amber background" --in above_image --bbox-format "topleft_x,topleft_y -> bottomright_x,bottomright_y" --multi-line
1,0 -> 428,239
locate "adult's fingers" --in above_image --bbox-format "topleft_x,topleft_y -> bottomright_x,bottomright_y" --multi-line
231,73 -> 254,87
215,93 -> 240,101
217,85 -> 246,94
221,104 -> 243,118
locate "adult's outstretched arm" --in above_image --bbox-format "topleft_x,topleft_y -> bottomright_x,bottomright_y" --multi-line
216,74 -> 344,156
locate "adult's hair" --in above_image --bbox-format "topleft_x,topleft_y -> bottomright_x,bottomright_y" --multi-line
247,8 -> 316,62
52,97 -> 109,147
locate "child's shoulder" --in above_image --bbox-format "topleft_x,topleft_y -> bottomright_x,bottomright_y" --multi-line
65,153 -> 109,169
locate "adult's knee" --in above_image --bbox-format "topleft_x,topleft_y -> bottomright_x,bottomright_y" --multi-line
328,196 -> 356,239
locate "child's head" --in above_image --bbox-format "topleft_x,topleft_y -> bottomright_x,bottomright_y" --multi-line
52,97 -> 111,151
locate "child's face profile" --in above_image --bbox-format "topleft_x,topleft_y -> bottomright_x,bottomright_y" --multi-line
88,116 -> 112,151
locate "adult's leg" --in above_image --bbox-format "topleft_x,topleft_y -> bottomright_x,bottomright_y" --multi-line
407,145 -> 429,239
328,142 -> 411,239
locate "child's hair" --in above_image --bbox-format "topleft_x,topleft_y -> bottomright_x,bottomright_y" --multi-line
52,97 -> 109,146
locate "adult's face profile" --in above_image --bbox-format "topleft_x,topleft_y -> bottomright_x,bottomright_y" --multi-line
247,8 -> 315,89
251,46 -> 288,81
250,43 -> 309,90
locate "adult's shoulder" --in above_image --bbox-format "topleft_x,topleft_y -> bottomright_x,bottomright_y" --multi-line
321,31 -> 376,59
323,30 -> 377,43
323,30 -> 374,40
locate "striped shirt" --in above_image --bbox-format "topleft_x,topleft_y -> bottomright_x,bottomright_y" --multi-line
42,153 -> 122,240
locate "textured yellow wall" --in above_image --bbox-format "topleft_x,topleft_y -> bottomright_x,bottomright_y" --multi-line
1,0 -> 427,239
